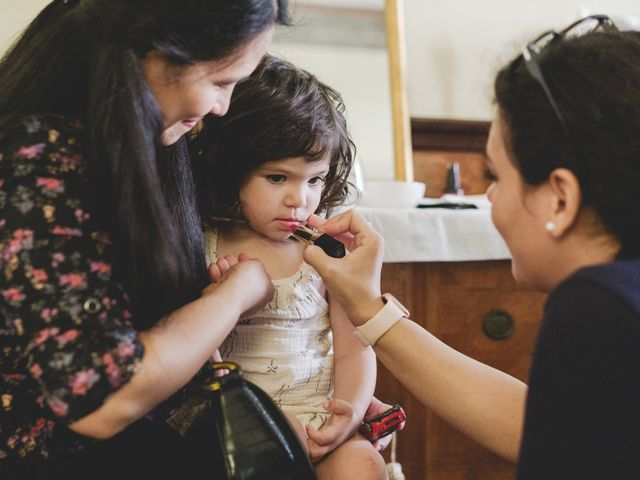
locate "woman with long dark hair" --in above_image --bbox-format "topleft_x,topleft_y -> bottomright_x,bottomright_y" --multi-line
0,1 -> 289,477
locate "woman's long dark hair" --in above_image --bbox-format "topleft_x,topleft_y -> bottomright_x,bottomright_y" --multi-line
0,0 -> 290,329
495,30 -> 640,259
193,54 -> 356,226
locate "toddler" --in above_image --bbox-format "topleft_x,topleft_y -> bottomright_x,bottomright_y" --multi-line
193,54 -> 386,479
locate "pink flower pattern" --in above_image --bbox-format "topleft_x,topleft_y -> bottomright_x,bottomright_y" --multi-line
55,329 -> 79,346
69,369 -> 100,396
30,268 -> 48,283
36,177 -> 64,192
2,288 -> 26,304
18,143 -> 45,159
1,115 -> 148,465
59,273 -> 87,289
90,261 -> 111,274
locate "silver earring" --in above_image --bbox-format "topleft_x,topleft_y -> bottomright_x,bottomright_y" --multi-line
545,221 -> 555,233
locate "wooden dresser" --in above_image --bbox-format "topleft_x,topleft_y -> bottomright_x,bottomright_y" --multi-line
371,118 -> 547,479
377,261 -> 546,479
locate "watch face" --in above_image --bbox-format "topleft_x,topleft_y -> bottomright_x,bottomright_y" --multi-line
384,293 -> 410,316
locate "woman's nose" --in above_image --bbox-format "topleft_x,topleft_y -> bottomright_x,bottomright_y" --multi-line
209,89 -> 233,117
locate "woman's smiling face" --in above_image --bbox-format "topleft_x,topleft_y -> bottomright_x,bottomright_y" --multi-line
485,113 -> 553,290
140,27 -> 273,146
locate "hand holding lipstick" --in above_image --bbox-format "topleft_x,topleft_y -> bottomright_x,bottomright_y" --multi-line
290,224 -> 346,258
302,210 -> 385,326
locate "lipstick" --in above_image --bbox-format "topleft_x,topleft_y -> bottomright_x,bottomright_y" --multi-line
290,224 -> 346,258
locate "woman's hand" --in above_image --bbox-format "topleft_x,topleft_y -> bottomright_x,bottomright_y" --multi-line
305,399 -> 359,462
304,211 -> 385,326
205,254 -> 274,318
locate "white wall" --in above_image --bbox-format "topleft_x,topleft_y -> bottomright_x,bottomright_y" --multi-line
404,0 -> 640,120
270,42 -> 394,180
0,1 -> 49,54
298,0 -> 384,9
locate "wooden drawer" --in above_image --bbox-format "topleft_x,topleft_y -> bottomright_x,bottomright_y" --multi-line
376,261 -> 546,480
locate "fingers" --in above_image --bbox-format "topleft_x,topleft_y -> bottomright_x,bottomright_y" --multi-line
211,349 -> 223,363
210,349 -> 229,377
365,399 -> 405,432
313,209 -> 375,239
208,254 -> 247,284
302,244 -> 332,271
323,398 -> 353,417
208,262 -> 222,283
306,213 -> 327,229
306,437 -> 330,463
305,423 -> 338,447
363,398 -> 405,452
223,255 -> 239,267
371,433 -> 392,452
307,211 -> 358,251
304,399 -> 354,447
364,397 -> 391,420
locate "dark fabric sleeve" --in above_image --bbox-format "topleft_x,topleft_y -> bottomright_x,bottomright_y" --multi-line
517,278 -> 640,479
1,116 -> 144,427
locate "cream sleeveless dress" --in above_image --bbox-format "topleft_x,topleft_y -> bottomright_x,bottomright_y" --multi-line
205,229 -> 334,429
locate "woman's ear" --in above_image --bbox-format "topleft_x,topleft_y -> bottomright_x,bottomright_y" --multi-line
546,167 -> 581,238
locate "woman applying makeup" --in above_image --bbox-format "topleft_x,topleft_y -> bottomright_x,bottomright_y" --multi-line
303,16 -> 640,479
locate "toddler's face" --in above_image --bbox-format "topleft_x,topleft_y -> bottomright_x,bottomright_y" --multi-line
239,155 -> 330,241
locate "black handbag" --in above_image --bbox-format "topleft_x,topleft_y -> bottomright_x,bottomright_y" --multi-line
171,362 -> 315,480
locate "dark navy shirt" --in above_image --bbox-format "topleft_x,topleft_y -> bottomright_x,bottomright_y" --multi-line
518,259 -> 640,479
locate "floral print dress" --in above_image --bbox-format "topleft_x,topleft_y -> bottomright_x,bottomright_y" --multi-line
0,115 -> 144,468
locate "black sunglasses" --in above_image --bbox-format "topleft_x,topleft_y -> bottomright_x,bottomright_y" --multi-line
522,15 -> 618,138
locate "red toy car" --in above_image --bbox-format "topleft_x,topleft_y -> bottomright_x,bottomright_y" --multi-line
358,404 -> 406,442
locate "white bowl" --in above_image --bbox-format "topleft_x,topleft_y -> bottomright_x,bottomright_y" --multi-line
359,180 -> 426,209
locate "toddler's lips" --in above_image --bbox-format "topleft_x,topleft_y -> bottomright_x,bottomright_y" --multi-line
276,219 -> 302,231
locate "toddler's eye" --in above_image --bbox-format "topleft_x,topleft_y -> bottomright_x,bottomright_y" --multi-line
309,176 -> 326,186
266,174 -> 286,184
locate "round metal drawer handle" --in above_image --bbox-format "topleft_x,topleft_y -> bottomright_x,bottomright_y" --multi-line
482,309 -> 515,340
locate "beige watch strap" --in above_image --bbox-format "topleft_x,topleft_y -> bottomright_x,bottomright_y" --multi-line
354,293 -> 409,347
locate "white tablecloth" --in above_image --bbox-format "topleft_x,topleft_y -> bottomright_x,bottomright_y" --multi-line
355,195 -> 510,263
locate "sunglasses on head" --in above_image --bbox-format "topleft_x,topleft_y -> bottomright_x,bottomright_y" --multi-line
521,15 -> 618,139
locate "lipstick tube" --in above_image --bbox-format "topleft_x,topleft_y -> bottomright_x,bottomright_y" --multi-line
290,224 -> 346,258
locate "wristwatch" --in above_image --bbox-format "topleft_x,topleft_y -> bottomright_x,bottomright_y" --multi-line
354,293 -> 410,347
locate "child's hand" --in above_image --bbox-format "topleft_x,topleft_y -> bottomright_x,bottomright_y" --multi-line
305,398 -> 359,462
208,254 -> 252,283
364,397 -> 406,452
203,254 -> 274,318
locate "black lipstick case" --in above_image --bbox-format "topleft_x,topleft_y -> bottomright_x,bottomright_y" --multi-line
291,224 -> 346,258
